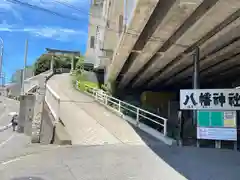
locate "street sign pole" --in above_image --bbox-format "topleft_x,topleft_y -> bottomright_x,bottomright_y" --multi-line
192,47 -> 200,125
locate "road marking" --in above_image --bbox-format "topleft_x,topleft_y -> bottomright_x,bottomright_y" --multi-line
0,145 -> 65,166
0,114 -> 5,120
0,134 -> 15,147
0,108 -> 7,120
1,157 -> 21,165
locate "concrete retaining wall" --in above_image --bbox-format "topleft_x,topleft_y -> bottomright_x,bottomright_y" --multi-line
40,101 -> 71,145
40,102 -> 55,144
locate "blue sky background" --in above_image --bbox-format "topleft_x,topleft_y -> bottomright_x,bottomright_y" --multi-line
0,0 -> 90,82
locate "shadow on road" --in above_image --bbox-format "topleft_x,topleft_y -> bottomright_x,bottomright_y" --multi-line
128,122 -> 240,180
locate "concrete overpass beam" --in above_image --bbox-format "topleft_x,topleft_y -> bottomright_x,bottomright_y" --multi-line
133,0 -> 240,87
164,39 -> 240,86
118,0 -> 204,88
206,66 -> 240,85
148,17 -> 240,87
105,0 -> 160,83
200,54 -> 240,77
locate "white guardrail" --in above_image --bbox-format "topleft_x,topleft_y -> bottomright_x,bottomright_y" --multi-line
45,84 -> 61,123
23,70 -> 59,122
24,70 -> 52,94
75,81 -> 168,136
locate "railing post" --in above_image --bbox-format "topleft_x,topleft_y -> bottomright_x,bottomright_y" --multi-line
163,120 -> 167,136
95,90 -> 98,100
75,81 -> 78,90
136,108 -> 140,127
105,94 -> 108,105
118,101 -> 121,112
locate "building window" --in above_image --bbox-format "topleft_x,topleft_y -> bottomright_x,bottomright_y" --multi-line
93,0 -> 97,5
90,36 -> 95,49
118,15 -> 123,34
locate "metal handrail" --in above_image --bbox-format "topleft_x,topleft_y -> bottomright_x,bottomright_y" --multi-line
76,81 -> 168,136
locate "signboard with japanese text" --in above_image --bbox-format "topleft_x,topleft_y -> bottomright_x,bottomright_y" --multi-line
197,111 -> 237,141
180,89 -> 240,110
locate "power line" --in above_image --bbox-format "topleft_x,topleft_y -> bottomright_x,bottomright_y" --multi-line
7,0 -> 191,50
54,0 -> 90,16
48,0 -> 192,48
6,0 -> 168,43
6,0 -> 81,21
53,0 -> 114,23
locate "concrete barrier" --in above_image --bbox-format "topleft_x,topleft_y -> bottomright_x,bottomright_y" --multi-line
39,102 -> 55,144
53,122 -> 72,145
40,101 -> 71,145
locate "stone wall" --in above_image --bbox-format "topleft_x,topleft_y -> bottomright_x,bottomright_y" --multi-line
31,71 -> 54,143
31,76 -> 46,143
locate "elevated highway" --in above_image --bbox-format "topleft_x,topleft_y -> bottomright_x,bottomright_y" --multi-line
107,0 -> 240,89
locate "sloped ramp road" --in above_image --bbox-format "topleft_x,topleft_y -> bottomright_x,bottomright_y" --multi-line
46,73 -> 160,146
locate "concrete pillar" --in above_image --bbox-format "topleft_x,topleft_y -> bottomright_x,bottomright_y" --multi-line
18,94 -> 36,136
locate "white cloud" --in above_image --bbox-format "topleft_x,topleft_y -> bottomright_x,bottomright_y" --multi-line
24,26 -> 87,41
0,20 -> 13,31
0,1 -> 22,20
0,0 -> 89,20
0,24 -> 87,41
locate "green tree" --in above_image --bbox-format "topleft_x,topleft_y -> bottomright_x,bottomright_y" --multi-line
34,54 -> 84,75
34,54 -> 52,75
75,56 -> 84,73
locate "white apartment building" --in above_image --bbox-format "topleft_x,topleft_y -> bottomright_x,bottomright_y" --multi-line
85,0 -> 137,77
85,0 -> 104,66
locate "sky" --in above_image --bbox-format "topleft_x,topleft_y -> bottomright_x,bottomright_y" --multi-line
0,0 -> 90,82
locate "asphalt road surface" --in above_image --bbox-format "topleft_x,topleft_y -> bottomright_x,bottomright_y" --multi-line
0,96 -> 31,162
1,77 -> 240,179
1,142 -> 240,180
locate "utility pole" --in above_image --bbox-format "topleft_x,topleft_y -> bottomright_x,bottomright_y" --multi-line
192,46 -> 200,124
21,39 -> 28,95
192,47 -> 200,147
0,38 -> 4,87
1,72 -> 5,87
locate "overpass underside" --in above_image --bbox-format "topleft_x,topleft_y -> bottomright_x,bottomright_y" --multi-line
107,0 -> 240,91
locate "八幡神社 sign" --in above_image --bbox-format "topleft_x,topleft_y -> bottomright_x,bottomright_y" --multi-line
180,89 -> 240,110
